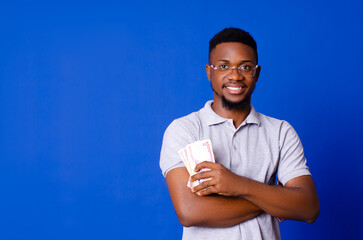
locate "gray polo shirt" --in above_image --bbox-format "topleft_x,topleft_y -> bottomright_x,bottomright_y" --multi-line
160,101 -> 311,240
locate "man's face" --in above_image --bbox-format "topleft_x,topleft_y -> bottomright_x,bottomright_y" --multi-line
206,42 -> 260,110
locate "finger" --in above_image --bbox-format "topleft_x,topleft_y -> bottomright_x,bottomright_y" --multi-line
190,170 -> 214,182
191,178 -> 215,193
196,186 -> 218,196
194,161 -> 221,172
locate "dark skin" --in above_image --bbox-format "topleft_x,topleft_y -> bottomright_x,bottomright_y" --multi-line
166,42 -> 320,227
206,42 -> 259,127
166,167 -> 262,227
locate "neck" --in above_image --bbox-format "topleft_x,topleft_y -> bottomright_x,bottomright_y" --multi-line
211,98 -> 251,128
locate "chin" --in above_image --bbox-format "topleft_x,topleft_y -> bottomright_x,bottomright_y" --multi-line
221,96 -> 250,110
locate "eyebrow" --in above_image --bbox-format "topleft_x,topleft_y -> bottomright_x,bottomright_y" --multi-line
217,59 -> 254,64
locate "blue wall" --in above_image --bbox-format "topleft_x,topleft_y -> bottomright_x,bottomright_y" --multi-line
1,1 -> 362,239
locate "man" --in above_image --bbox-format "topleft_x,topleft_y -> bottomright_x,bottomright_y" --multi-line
160,27 -> 319,240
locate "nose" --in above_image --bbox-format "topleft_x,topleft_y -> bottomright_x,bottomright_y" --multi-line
227,67 -> 243,80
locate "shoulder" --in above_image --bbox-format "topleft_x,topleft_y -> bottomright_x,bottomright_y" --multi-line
164,108 -> 204,140
160,110 -> 203,177
255,111 -> 300,143
256,111 -> 290,130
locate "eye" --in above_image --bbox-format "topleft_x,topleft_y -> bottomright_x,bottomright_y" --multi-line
238,64 -> 255,72
218,64 -> 230,71
239,64 -> 252,71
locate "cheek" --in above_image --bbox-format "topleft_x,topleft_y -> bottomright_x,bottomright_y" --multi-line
210,80 -> 220,94
211,74 -> 224,85
248,80 -> 257,92
211,79 -> 222,89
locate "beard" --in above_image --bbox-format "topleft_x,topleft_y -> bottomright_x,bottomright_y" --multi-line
211,83 -> 254,110
221,95 -> 250,110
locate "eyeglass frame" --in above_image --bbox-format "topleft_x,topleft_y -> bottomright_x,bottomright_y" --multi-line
209,63 -> 259,77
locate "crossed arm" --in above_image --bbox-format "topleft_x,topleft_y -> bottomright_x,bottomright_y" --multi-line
166,162 -> 320,228
166,167 -> 262,227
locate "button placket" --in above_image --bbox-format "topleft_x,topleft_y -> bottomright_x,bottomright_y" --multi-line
232,129 -> 239,152
230,130 -> 242,170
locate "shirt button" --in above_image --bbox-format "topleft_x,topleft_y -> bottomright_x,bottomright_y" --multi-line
234,145 -> 237,150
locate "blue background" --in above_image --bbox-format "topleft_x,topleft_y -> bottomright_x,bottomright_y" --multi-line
1,1 -> 362,239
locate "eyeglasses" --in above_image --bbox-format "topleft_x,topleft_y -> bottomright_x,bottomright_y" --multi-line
210,63 -> 259,77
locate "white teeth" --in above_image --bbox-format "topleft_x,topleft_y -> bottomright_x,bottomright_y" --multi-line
227,87 -> 242,90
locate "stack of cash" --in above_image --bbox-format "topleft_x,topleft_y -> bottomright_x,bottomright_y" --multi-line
178,139 -> 215,188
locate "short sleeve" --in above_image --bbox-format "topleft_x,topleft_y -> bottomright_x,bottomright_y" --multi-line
159,117 -> 199,177
277,121 -> 311,185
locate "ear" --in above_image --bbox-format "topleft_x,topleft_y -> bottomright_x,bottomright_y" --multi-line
206,64 -> 211,81
254,65 -> 261,82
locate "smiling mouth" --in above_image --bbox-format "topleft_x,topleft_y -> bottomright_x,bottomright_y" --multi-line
222,83 -> 247,95
223,82 -> 247,89
226,86 -> 242,90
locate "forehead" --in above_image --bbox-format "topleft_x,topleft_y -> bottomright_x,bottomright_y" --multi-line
210,42 -> 257,64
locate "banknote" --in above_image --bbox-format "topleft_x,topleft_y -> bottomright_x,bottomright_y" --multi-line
178,139 -> 215,188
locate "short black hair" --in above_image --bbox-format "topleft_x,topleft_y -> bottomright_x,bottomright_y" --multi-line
209,27 -> 258,64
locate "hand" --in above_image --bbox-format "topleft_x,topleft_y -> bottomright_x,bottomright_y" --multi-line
189,161 -> 246,197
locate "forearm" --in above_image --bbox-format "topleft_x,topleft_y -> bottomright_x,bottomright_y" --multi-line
241,176 -> 320,223
166,167 -> 262,228
177,194 -> 261,228
191,163 -> 320,223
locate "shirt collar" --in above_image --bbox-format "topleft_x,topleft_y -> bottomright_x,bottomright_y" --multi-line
199,100 -> 261,127
244,105 -> 261,126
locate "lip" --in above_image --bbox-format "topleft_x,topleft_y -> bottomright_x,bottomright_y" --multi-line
223,83 -> 247,95
226,86 -> 242,90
